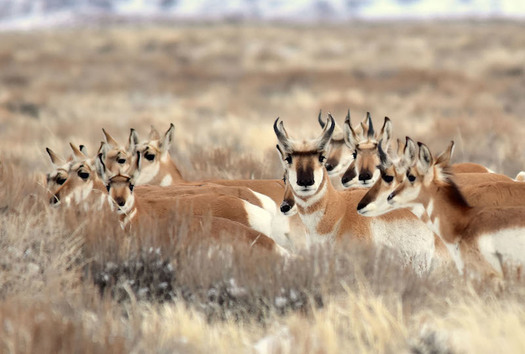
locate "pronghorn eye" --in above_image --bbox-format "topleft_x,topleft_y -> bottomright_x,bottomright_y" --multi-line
56,176 -> 66,185
117,158 -> 126,164
129,184 -> 134,192
407,174 -> 416,182
78,171 -> 90,180
285,155 -> 292,164
319,155 -> 326,163
382,174 -> 394,183
145,153 -> 155,161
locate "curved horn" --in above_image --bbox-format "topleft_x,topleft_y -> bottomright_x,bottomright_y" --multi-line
46,147 -> 65,167
274,117 -> 292,151
366,112 -> 374,138
317,114 -> 335,151
317,109 -> 325,128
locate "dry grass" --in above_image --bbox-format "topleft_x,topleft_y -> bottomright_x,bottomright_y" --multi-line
1,20 -> 525,353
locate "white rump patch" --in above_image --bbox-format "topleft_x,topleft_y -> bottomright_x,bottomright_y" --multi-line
243,200 -> 273,237
136,163 -> 160,185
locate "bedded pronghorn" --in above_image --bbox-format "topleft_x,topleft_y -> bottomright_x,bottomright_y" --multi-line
383,141 -> 525,276
342,112 -> 393,187
99,158 -> 288,256
99,128 -> 139,176
49,143 -> 108,208
317,110 -> 366,190
357,137 -> 515,218
274,115 -> 442,273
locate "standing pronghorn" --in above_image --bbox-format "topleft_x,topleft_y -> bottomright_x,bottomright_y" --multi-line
274,115 -> 439,273
384,141 -> 525,276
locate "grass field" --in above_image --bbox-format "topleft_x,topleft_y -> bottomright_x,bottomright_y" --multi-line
1,21 -> 525,353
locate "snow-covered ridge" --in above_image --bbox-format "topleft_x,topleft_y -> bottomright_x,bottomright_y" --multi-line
1,0 -> 525,31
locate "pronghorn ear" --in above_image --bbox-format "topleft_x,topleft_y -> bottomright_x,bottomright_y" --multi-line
377,139 -> 391,168
403,137 -> 417,166
130,151 -> 142,184
69,143 -> 86,160
79,145 -> 88,156
127,128 -> 139,153
98,141 -> 110,160
417,142 -> 433,174
149,125 -> 160,140
274,117 -> 293,153
159,123 -> 175,154
95,153 -> 108,182
435,141 -> 455,167
343,113 -> 360,150
379,117 -> 392,147
317,114 -> 335,152
102,128 -> 119,147
46,147 -> 65,167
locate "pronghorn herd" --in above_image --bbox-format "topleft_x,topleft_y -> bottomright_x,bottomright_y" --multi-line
45,113 -> 525,279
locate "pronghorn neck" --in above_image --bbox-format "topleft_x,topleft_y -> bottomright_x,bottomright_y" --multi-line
414,179 -> 471,244
293,169 -> 343,242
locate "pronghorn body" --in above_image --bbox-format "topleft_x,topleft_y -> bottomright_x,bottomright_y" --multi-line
385,142 -> 525,276
274,116 -> 437,273
105,174 -> 287,255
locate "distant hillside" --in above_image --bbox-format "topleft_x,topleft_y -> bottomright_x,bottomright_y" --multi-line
1,0 -> 525,30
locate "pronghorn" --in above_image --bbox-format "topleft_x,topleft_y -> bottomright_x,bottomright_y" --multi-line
132,124 -> 185,186
274,115 -> 441,273
384,141 -> 525,276
357,137 -> 515,218
45,147 -> 73,197
317,110 -> 366,190
342,112 -> 393,187
99,128 -> 139,176
49,143 -> 108,208
98,157 -> 288,256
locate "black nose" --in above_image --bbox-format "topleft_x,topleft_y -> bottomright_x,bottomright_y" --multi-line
280,202 -> 292,213
357,201 -> 366,211
359,172 -> 372,181
325,163 -> 334,172
387,192 -> 395,201
342,175 -> 352,185
115,198 -> 126,207
297,178 -> 314,187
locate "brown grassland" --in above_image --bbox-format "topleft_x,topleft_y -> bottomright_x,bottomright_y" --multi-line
1,20 -> 525,353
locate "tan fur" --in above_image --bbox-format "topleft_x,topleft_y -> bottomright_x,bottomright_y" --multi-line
451,162 -> 490,174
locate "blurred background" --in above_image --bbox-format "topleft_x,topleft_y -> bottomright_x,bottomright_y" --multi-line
1,0 -> 524,178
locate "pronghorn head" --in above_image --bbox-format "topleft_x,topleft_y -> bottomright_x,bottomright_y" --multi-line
49,143 -> 102,206
98,151 -> 141,215
357,137 -> 418,216
99,128 -> 139,175
275,145 -> 297,216
274,116 -> 335,198
343,112 -> 393,187
133,123 -> 175,186
387,140 -> 456,209
45,147 -> 73,198
317,110 -> 355,177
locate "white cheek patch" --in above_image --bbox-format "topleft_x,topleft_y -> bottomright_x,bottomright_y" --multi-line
136,163 -> 160,185
73,181 -> 94,204
359,189 -> 396,217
